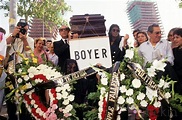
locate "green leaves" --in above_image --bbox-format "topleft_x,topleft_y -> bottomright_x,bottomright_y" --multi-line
1,0 -> 71,28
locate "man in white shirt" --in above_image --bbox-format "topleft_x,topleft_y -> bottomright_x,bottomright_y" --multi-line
138,24 -> 174,65
5,20 -> 34,120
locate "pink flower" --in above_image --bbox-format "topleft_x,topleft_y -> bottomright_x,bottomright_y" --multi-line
64,113 -> 71,118
51,104 -> 58,110
59,108 -> 63,112
47,113 -> 57,120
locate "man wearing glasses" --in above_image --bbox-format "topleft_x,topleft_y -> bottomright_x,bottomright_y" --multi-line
138,24 -> 174,65
53,25 -> 70,72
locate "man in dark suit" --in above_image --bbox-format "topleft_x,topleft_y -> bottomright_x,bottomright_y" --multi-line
53,25 -> 70,72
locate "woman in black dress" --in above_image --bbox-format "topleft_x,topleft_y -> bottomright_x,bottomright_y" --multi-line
172,28 -> 182,120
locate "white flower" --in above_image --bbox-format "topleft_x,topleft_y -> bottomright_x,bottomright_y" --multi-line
163,82 -> 170,89
164,92 -> 171,99
146,87 -> 158,101
23,75 -> 29,81
152,59 -> 166,72
17,78 -> 23,83
31,100 -> 35,105
126,89 -> 133,96
63,99 -> 69,105
101,77 -> 108,85
64,104 -> 73,113
98,101 -> 103,108
28,73 -> 34,78
125,49 -> 134,59
153,101 -> 161,108
25,82 -> 32,89
119,85 -> 127,93
100,87 -> 106,94
147,66 -> 156,77
56,93 -> 62,99
34,104 -> 38,108
120,73 -> 125,81
158,79 -> 165,88
28,66 -> 38,75
134,63 -> 142,69
37,64 -> 48,70
64,84 -> 71,91
126,97 -> 134,104
140,100 -> 148,107
68,95 -> 75,102
18,69 -> 22,73
55,87 -> 62,92
98,113 -> 102,119
137,92 -> 145,100
62,91 -> 68,98
117,96 -> 125,105
132,79 -> 141,88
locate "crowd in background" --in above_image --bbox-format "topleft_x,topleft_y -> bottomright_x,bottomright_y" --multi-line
0,20 -> 182,120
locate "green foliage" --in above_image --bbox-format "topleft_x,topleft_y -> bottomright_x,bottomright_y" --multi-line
170,93 -> 182,112
0,0 -> 71,28
83,108 -> 98,120
179,2 -> 182,8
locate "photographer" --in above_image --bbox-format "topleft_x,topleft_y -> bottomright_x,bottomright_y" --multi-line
5,19 -> 34,120
6,19 -> 34,64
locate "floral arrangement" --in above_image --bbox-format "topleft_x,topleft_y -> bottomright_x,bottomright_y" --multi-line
6,52 -> 78,120
6,47 -> 182,120
95,47 -> 182,120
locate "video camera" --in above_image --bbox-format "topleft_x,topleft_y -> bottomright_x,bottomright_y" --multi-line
16,19 -> 28,38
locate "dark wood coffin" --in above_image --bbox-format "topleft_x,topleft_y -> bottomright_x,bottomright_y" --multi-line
69,14 -> 106,38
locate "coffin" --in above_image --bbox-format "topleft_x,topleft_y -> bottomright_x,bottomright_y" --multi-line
69,14 -> 106,38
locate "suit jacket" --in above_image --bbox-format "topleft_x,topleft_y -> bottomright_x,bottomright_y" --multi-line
53,39 -> 70,71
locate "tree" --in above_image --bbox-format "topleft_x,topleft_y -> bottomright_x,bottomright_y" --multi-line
179,1 -> 182,8
0,0 -> 71,27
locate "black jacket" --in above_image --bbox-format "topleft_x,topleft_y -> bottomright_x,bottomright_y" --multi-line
53,40 -> 70,71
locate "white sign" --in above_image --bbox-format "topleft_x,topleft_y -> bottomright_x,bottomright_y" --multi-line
70,36 -> 112,69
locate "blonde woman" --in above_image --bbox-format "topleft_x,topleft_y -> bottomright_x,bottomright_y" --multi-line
34,37 -> 49,64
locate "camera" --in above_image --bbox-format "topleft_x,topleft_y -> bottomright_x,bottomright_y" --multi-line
16,19 -> 28,38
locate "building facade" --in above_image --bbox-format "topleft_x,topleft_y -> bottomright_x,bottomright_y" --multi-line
126,0 -> 165,37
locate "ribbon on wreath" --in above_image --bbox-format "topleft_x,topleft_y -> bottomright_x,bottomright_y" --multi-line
26,67 -> 97,92
127,62 -> 169,104
105,61 -> 120,120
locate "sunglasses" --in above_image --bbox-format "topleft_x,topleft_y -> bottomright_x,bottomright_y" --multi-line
154,31 -> 162,35
59,28 -> 69,32
112,29 -> 120,32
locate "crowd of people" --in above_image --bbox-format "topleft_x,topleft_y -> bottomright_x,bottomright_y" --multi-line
0,20 -> 182,120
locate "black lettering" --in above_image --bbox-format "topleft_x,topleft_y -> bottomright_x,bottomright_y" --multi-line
102,48 -> 107,58
94,49 -> 99,59
87,49 -> 92,59
74,51 -> 80,60
81,50 -> 86,59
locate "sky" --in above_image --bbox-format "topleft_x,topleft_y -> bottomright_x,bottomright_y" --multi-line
0,0 -> 182,39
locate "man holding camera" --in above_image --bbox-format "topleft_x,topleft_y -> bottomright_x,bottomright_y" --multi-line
6,20 -> 34,64
5,20 -> 34,120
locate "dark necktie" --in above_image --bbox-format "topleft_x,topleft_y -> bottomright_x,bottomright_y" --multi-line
65,39 -> 68,44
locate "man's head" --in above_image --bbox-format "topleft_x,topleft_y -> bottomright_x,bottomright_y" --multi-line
16,19 -> 29,38
147,24 -> 162,44
59,25 -> 70,39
